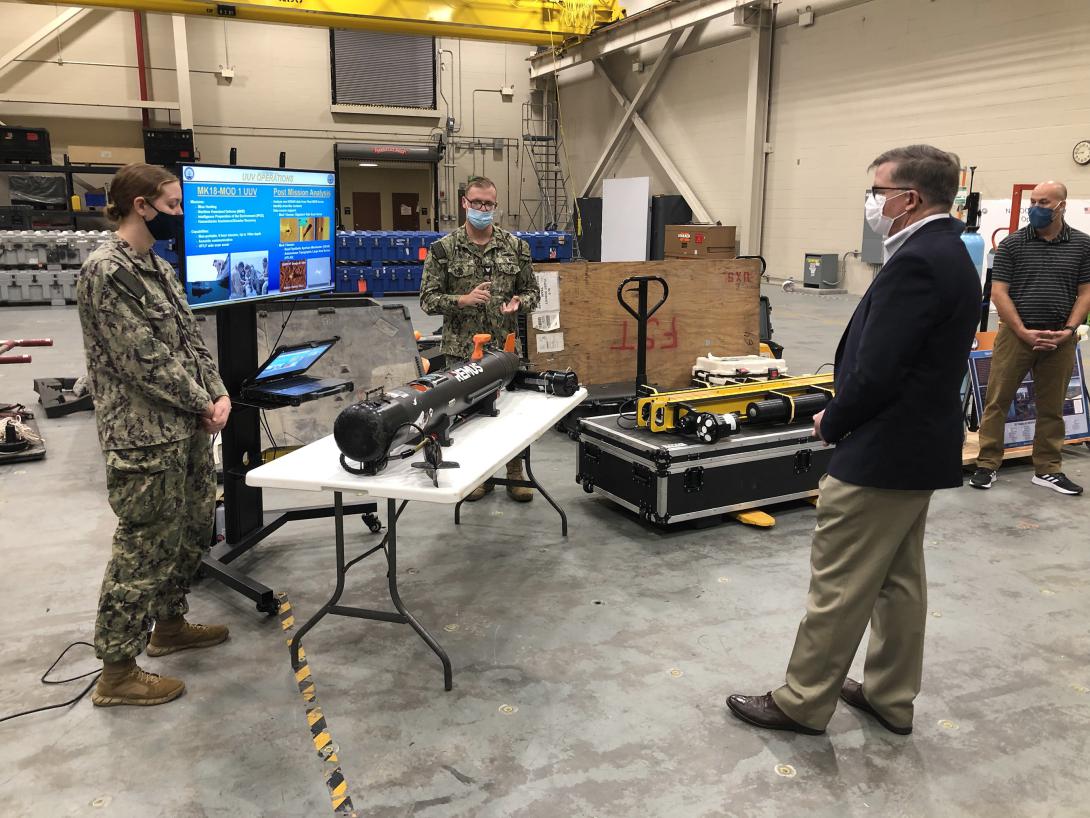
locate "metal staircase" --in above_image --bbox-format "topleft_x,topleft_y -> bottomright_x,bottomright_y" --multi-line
520,94 -> 573,233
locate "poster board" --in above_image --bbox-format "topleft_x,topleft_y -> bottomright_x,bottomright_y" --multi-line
967,345 -> 1089,447
601,177 -> 650,262
527,259 -> 761,389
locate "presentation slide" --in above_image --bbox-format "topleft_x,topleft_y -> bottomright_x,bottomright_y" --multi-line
181,165 -> 336,307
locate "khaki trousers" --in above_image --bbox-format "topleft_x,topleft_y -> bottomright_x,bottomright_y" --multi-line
772,475 -> 932,731
976,324 -> 1077,474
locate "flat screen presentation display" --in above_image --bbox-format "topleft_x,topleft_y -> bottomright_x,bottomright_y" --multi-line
180,164 -> 336,308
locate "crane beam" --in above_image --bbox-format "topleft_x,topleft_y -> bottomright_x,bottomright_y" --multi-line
14,0 -> 626,47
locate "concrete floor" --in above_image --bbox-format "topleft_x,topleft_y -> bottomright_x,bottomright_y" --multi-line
1,288 -> 1088,818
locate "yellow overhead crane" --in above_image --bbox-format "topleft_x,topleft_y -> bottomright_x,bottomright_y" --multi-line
16,0 -> 627,47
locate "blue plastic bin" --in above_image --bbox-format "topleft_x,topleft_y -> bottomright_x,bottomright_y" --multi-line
334,265 -> 359,293
363,267 -> 384,297
554,232 -> 573,261
335,232 -> 351,263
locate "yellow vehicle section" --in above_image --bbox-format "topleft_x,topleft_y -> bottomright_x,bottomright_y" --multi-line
638,373 -> 836,434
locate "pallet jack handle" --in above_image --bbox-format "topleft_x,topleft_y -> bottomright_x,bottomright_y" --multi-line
617,275 -> 668,391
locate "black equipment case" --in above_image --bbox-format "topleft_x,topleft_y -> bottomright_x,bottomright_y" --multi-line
576,414 -> 834,526
0,127 -> 51,164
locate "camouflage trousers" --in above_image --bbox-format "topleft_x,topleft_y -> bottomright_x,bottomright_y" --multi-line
94,433 -> 215,662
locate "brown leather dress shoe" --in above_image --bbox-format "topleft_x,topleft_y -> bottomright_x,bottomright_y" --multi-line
839,678 -> 912,735
726,692 -> 825,735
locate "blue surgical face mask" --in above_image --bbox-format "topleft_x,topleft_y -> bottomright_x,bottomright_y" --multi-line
1028,205 -> 1055,229
466,207 -> 494,230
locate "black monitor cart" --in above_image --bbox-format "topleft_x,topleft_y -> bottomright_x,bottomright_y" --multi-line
201,301 -> 379,614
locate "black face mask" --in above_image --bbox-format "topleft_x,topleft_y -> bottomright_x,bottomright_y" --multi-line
142,202 -> 184,241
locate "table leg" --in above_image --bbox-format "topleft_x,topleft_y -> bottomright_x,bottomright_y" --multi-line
289,495 -> 453,690
290,491 -> 348,669
384,497 -> 453,691
455,447 -> 567,536
521,446 -> 568,537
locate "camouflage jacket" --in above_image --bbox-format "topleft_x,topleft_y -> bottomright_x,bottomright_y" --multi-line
419,225 -> 540,359
77,235 -> 227,451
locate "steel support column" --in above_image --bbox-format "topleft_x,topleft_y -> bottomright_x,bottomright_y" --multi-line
740,0 -> 774,255
171,15 -> 194,130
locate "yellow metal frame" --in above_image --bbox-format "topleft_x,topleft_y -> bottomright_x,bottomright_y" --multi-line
18,0 -> 626,46
638,374 -> 836,434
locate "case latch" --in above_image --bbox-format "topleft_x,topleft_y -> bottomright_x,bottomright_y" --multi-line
683,466 -> 704,493
794,449 -> 813,475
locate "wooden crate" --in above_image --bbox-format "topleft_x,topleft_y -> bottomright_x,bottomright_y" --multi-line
962,430 -> 1090,467
527,259 -> 761,389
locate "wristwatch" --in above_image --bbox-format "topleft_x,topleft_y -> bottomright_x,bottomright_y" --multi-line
1063,325 -> 1079,334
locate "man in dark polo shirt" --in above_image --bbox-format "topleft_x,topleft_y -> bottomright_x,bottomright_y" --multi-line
971,181 -> 1090,494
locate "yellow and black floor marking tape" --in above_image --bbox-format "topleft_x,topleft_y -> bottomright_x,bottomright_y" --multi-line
278,593 -> 358,817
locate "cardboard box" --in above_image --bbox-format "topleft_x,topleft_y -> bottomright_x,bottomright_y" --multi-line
67,145 -> 146,165
664,224 -> 737,259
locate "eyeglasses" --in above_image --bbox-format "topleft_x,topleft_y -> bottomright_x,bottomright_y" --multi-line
870,186 -> 913,198
465,199 -> 498,211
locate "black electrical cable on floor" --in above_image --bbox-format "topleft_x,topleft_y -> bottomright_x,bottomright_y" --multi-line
0,642 -> 100,724
814,363 -> 834,373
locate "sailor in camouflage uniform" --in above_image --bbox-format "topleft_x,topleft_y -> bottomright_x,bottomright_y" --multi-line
420,176 -> 540,501
77,164 -> 232,707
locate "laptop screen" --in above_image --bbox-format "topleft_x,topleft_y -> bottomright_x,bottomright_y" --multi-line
252,339 -> 337,383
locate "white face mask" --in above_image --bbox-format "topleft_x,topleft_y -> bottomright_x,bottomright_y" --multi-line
865,190 -> 909,238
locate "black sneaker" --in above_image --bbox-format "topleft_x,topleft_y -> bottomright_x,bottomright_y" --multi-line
1031,473 -> 1083,495
969,468 -> 996,489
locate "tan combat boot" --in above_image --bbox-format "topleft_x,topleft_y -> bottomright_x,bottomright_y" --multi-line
91,657 -> 185,707
464,480 -> 495,502
506,460 -> 533,502
146,616 -> 229,657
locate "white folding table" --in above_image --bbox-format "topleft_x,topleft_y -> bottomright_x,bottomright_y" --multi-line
246,387 -> 587,690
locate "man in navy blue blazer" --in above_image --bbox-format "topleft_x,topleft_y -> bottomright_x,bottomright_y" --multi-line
727,145 -> 981,736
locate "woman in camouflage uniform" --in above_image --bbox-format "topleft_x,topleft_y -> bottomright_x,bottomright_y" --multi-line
77,164 -> 232,707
